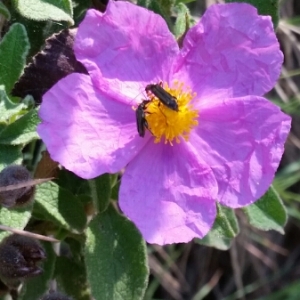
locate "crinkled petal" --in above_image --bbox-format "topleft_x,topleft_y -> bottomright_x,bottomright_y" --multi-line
38,73 -> 150,179
171,3 -> 282,100
189,96 -> 291,208
119,142 -> 217,245
75,1 -> 179,103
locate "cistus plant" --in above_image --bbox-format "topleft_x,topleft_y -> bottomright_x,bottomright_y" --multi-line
39,1 -> 290,244
0,0 -> 293,299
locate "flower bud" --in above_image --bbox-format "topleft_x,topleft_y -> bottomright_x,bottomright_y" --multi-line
0,165 -> 35,208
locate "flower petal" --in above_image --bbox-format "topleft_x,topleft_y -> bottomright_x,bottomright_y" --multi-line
172,3 -> 282,100
38,73 -> 150,179
119,142 -> 217,245
190,96 -> 290,208
75,1 -> 179,101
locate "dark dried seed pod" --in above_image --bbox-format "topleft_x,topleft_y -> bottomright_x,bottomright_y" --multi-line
0,244 -> 42,279
3,234 -> 46,263
0,235 -> 45,289
0,165 -> 35,208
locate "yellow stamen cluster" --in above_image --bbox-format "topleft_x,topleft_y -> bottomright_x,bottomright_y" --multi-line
146,81 -> 199,145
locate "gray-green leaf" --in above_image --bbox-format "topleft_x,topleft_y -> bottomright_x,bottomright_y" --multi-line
0,2 -> 11,20
196,204 -> 239,250
34,181 -> 87,232
0,86 -> 27,124
55,256 -> 90,300
0,23 -> 29,93
13,0 -> 74,25
0,108 -> 40,145
175,0 -> 196,4
243,186 -> 287,234
225,0 -> 279,28
89,174 -> 111,213
85,205 -> 149,300
0,205 -> 33,241
174,3 -> 190,39
0,145 -> 22,169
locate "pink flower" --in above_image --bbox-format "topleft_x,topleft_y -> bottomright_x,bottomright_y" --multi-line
38,1 -> 291,245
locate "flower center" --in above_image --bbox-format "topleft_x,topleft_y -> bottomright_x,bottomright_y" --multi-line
145,81 -> 199,145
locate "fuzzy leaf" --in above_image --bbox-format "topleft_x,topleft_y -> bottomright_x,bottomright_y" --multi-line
174,3 -> 190,39
0,205 -> 33,241
0,23 -> 29,93
148,0 -> 172,29
0,145 -> 22,169
243,186 -> 287,234
34,181 -> 87,232
56,169 -> 90,196
225,0 -> 279,28
89,174 -> 111,213
0,2 -> 10,20
197,234 -> 232,251
196,204 -> 239,250
13,0 -> 74,25
177,0 -> 196,3
55,256 -> 90,300
0,108 -> 39,145
111,179 -> 120,201
85,205 -> 149,300
137,0 -> 148,7
0,86 -> 26,124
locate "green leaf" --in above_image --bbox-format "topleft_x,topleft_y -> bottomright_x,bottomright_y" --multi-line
34,181 -> 87,232
64,236 -> 85,263
20,242 -> 56,300
137,0 -> 148,7
196,204 -> 239,250
197,233 -> 232,251
174,3 -> 190,39
13,0 -> 74,25
85,205 -> 149,300
0,205 -> 33,241
148,0 -> 173,30
0,23 -> 30,93
175,0 -> 196,4
73,0 -> 91,24
243,186 -> 287,234
225,0 -> 279,28
0,108 -> 40,145
111,179 -> 120,201
55,256 -> 90,300
0,86 -> 27,124
0,2 -> 11,20
0,145 -> 22,169
89,174 -> 111,213
56,169 -> 91,197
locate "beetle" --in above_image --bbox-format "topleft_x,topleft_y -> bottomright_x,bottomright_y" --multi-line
136,100 -> 151,137
145,83 -> 178,112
